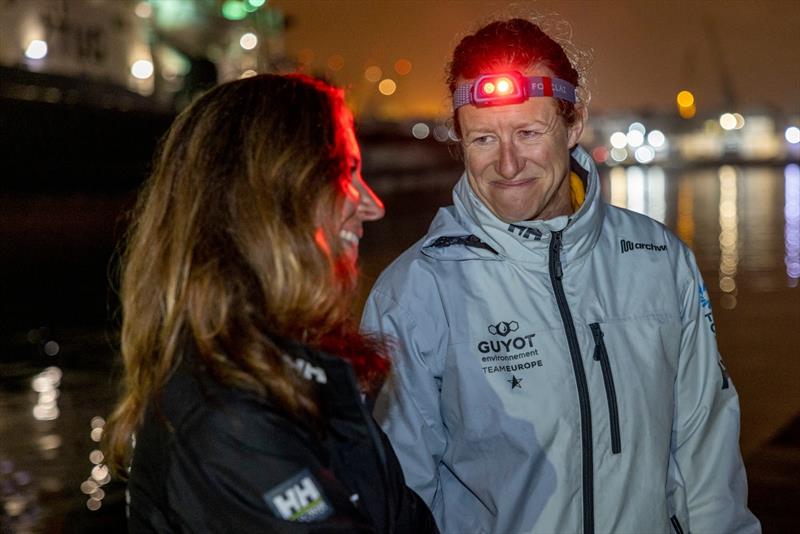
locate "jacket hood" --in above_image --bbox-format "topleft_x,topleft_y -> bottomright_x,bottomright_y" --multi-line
421,145 -> 605,267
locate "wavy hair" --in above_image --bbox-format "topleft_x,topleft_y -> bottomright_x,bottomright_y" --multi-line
104,74 -> 388,477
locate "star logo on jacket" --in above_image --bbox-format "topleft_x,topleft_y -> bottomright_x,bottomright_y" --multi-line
507,375 -> 523,390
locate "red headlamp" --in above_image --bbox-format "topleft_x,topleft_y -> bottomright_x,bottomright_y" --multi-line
453,70 -> 577,109
472,72 -> 527,106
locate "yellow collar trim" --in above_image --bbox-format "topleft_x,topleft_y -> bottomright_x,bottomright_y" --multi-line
570,171 -> 585,212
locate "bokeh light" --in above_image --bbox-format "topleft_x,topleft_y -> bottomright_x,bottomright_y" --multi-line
785,126 -> 800,144
134,1 -> 152,18
25,40 -> 48,60
719,113 -> 737,131
364,66 -> 382,83
676,90 -> 695,108
394,58 -> 412,75
626,130 -> 645,148
378,78 -> 397,95
411,122 -> 430,139
634,145 -> 656,164
131,59 -> 154,79
610,132 -> 627,149
327,54 -> 344,71
239,32 -> 258,50
647,130 -> 666,148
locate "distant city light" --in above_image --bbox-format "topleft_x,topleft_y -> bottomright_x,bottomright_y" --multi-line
240,69 -> 257,79
43,341 -> 59,356
626,130 -> 645,148
634,145 -> 656,164
733,113 -> 745,130
679,104 -> 696,119
411,122 -> 430,139
378,78 -> 397,95
239,32 -> 258,50
134,1 -> 152,18
719,113 -> 737,131
676,90 -> 695,108
432,125 -> 449,142
364,66 -> 382,83
628,122 -> 646,134
25,40 -> 48,60
591,146 -> 608,164
394,59 -> 412,76
247,0 -> 267,7
647,130 -> 666,148
610,147 -> 628,162
327,54 -> 344,71
131,59 -> 154,79
610,132 -> 627,149
222,0 -> 248,20
785,126 -> 800,144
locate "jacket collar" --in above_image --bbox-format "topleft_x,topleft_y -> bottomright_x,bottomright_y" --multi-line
422,145 -> 604,266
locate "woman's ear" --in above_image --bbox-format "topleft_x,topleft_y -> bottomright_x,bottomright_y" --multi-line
568,105 -> 589,148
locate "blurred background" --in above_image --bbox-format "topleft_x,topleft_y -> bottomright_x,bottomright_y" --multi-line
1,0 -> 798,531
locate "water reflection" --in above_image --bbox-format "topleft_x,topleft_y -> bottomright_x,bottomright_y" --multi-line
82,416 -> 110,511
719,166 -> 739,309
604,164 -> 794,293
607,165 -> 666,224
785,164 -> 800,285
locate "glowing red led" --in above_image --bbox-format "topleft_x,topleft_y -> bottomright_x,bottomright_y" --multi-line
482,81 -> 496,95
496,78 -> 511,94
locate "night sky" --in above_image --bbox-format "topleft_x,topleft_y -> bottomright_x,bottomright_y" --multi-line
272,0 -> 800,119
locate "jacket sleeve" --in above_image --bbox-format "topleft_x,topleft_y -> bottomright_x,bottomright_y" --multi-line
362,286 -> 448,523
671,246 -> 761,533
164,400 -> 376,533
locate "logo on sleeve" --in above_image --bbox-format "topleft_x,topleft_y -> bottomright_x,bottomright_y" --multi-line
264,470 -> 332,522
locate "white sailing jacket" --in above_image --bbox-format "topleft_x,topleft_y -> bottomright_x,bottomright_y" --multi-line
362,146 -> 760,534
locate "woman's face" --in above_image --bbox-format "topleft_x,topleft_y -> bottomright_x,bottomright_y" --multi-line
331,122 -> 385,263
458,67 -> 585,222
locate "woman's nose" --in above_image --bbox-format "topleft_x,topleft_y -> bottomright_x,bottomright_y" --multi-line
354,176 -> 385,221
497,141 -> 523,180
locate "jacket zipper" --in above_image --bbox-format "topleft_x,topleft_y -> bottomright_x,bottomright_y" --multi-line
549,230 -> 594,534
589,323 -> 622,454
342,363 -> 395,534
670,515 -> 685,534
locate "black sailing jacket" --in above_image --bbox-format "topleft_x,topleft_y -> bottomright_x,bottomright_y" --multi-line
127,344 -> 437,533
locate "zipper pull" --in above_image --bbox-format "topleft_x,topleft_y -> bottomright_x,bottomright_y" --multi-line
551,231 -> 563,280
590,323 -> 603,360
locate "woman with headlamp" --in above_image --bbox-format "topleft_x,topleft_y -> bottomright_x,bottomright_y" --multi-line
362,18 -> 759,534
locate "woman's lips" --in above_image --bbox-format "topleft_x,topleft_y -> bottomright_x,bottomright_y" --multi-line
492,178 -> 536,189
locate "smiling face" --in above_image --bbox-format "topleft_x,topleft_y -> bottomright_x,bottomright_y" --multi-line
334,121 -> 385,263
458,69 -> 585,223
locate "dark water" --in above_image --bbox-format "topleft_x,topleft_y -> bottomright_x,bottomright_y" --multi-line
1,162 -> 798,531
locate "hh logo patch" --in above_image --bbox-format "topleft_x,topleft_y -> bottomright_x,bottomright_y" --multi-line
264,470 -> 332,522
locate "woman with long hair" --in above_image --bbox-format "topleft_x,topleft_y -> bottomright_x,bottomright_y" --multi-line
103,73 -> 436,533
